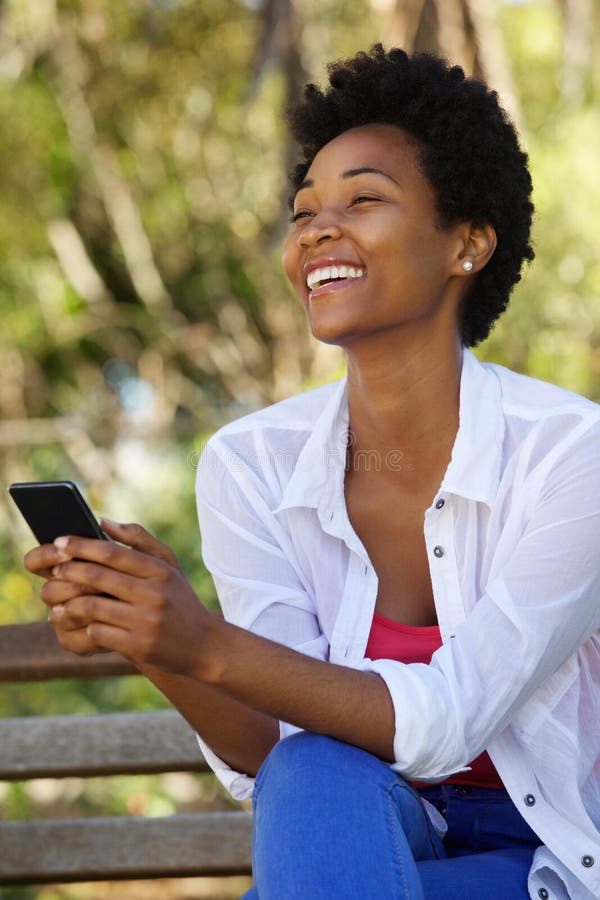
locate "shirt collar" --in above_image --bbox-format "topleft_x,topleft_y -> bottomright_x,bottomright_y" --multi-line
274,376 -> 349,515
440,347 -> 504,507
275,347 -> 504,515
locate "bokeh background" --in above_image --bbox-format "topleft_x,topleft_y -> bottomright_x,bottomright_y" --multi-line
1,0 -> 599,897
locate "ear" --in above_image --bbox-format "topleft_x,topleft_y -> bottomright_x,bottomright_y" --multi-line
454,223 -> 497,277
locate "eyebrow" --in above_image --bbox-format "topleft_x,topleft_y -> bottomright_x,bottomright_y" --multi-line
296,166 -> 400,193
342,167 -> 401,185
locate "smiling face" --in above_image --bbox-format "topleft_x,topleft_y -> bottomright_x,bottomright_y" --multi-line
282,123 -> 470,349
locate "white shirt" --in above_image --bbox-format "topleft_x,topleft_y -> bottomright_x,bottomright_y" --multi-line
195,348 -> 600,900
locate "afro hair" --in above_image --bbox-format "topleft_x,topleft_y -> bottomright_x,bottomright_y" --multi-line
286,45 -> 534,347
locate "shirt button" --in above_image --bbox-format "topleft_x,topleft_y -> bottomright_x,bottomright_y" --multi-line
433,546 -> 445,558
524,794 -> 536,806
538,890 -> 549,899
581,855 -> 594,868
435,498 -> 445,509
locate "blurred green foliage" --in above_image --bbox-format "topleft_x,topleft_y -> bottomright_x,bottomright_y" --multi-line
482,0 -> 600,392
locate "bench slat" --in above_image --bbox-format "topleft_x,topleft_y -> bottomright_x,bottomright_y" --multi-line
0,709 -> 209,779
0,622 -> 137,681
0,812 -> 253,883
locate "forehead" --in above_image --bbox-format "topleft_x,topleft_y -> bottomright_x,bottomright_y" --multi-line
304,123 -> 422,181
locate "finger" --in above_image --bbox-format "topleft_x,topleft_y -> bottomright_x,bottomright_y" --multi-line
52,533 -> 168,580
101,520 -> 179,567
24,543 -> 73,579
41,579 -> 98,607
49,558 -> 143,602
49,623 -> 106,657
86,621 -> 135,657
54,535 -> 167,583
52,594 -> 135,631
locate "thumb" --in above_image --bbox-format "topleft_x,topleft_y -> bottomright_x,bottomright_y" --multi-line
100,519 -> 180,567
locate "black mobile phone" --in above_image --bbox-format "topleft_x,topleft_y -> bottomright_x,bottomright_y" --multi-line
8,481 -> 108,545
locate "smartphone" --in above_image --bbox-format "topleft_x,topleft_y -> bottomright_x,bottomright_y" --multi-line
8,481 -> 108,545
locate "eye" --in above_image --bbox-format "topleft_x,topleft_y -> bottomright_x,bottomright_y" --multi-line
290,209 -> 314,223
352,194 -> 380,206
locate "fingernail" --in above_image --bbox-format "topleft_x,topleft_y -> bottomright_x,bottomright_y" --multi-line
54,536 -> 69,549
101,518 -> 123,528
52,604 -> 65,618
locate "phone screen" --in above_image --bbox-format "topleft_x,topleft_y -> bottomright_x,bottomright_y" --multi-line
8,481 -> 107,545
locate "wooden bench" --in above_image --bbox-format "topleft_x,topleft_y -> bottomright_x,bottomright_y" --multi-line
0,621 -> 253,886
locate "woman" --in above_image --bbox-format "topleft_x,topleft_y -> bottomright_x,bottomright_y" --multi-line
26,47 -> 600,899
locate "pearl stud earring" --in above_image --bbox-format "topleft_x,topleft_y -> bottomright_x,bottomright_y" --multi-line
462,260 -> 474,272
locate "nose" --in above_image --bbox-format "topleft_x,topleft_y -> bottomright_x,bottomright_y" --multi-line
297,211 -> 343,248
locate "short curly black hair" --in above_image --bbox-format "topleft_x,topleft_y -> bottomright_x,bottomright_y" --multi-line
286,45 -> 534,347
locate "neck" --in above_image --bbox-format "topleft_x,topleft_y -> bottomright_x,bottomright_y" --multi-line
345,329 -> 463,492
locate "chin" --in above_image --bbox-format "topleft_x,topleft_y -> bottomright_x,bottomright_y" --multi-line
306,302 -> 362,338
307,313 -> 351,344
308,324 -> 365,348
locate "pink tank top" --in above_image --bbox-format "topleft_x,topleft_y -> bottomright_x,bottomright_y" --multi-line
365,611 -> 504,789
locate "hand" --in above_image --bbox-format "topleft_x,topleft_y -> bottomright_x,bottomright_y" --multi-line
25,536 -> 104,656
25,520 -> 215,674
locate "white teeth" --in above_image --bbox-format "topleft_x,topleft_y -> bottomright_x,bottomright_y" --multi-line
306,265 -> 365,290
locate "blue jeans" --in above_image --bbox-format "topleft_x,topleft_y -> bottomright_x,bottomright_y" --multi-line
242,732 -> 540,899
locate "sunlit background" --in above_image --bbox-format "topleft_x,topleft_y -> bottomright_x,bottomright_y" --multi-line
1,0 -> 599,896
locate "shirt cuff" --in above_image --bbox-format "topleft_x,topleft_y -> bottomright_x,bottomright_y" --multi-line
195,733 -> 255,801
196,720 -> 303,802
357,655 -> 467,780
